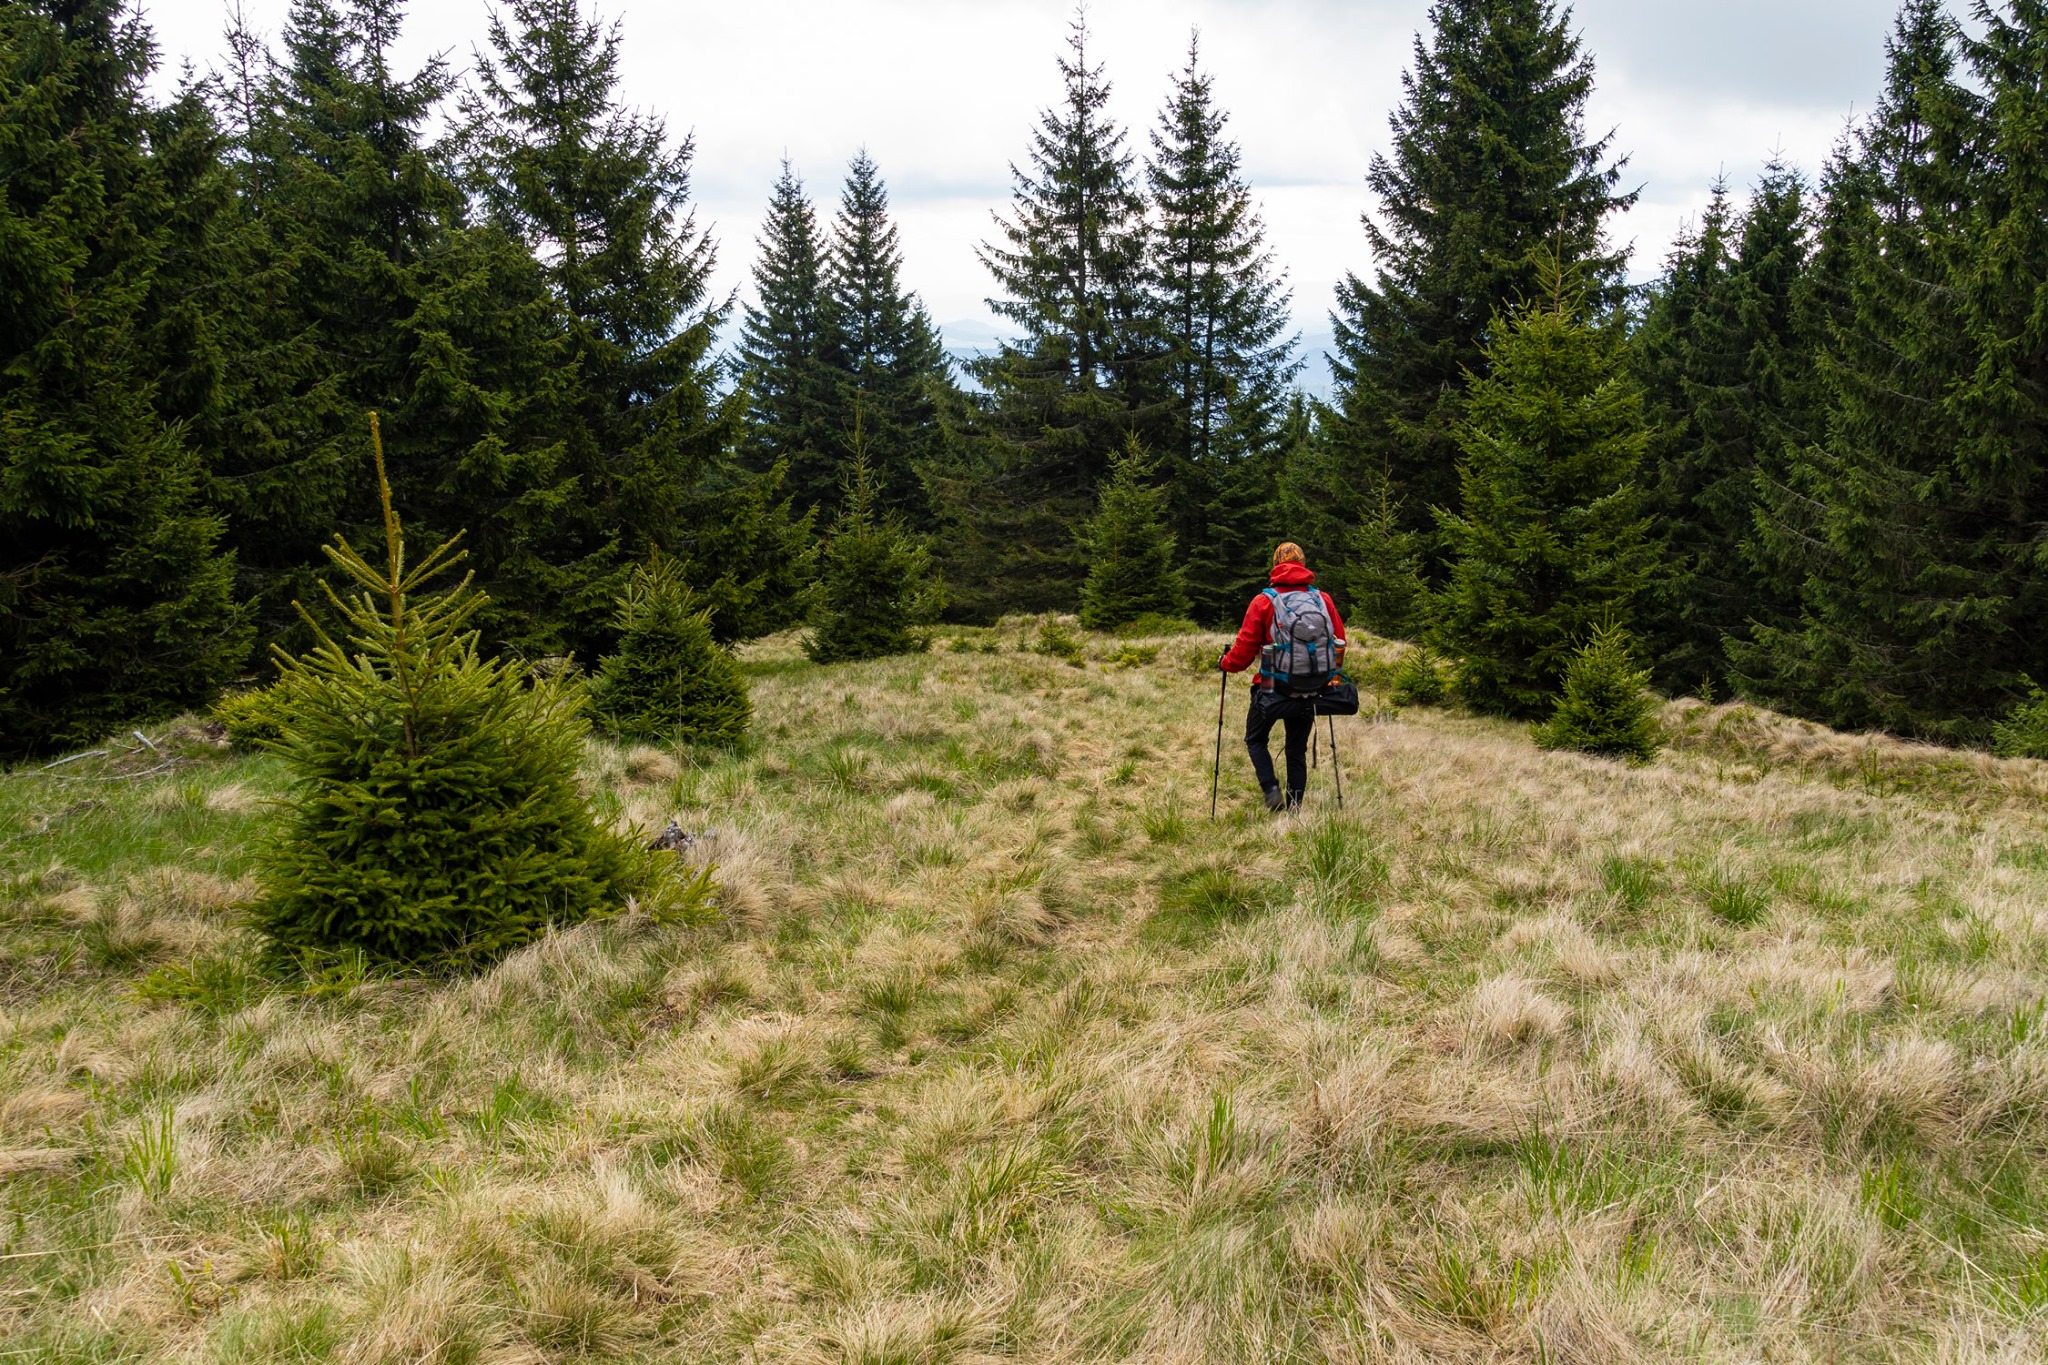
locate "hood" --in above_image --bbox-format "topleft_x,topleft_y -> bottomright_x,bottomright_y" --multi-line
1267,561 -> 1316,588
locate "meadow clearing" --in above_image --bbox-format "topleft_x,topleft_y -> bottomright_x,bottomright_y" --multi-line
5,624 -> 2048,1363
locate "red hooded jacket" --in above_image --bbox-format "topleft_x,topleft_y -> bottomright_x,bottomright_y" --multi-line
1219,562 -> 1347,678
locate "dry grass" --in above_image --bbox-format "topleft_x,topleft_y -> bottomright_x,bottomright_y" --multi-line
5,622 -> 2048,1362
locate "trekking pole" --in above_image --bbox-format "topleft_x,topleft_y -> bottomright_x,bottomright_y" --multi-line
1210,669 -> 1228,820
1327,712 -> 1345,810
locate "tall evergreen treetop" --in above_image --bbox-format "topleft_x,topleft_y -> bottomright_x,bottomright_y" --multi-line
1331,0 -> 1634,550
1709,162 -> 1816,611
463,0 -> 801,649
1861,0 -> 1980,228
1633,183 -> 1735,474
941,11 -> 1163,617
824,151 -> 952,525
1146,31 -> 1301,621
1738,135 -> 1870,625
463,0 -> 711,352
1951,0 -> 2048,518
462,0 -> 722,488
276,0 -> 455,262
978,12 -> 1152,404
1148,32 -> 1299,470
736,160 -> 837,507
1632,185 -> 1734,688
829,152 -> 916,382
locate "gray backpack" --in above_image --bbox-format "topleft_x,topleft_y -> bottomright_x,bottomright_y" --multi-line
1260,587 -> 1337,696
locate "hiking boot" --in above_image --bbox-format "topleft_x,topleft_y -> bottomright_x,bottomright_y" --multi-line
1262,785 -> 1286,813
1286,790 -> 1304,813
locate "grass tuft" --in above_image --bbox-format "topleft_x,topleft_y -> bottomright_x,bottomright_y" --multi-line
1704,869 -> 1771,926
1150,862 -> 1269,942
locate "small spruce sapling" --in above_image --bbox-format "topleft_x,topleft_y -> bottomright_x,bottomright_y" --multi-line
591,557 -> 750,747
1079,436 -> 1188,631
210,686 -> 293,751
805,437 -> 940,663
1535,621 -> 1664,763
1390,645 -> 1448,707
253,415 -> 643,970
1034,617 -> 1087,666
1991,679 -> 2048,760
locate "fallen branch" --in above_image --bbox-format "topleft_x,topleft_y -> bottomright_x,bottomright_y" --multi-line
37,750 -> 108,772
40,759 -> 185,785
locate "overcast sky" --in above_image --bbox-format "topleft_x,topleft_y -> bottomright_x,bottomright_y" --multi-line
140,0 -> 1907,384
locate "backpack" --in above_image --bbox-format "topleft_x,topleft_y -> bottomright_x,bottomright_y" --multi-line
1260,587 -> 1338,696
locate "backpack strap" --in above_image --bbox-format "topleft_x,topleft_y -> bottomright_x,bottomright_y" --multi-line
1261,588 -> 1287,681
1261,589 -> 1294,638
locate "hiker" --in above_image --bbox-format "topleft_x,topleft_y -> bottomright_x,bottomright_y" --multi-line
1217,543 -> 1347,812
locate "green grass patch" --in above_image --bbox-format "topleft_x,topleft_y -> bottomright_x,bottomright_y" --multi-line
1147,862 -> 1271,944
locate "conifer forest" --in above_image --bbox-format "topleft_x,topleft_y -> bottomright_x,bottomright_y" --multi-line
6,0 -> 2047,760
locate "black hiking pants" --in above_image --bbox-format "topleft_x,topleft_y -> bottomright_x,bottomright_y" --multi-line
1245,688 -> 1316,799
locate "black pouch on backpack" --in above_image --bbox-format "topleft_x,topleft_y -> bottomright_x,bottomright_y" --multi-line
1316,679 -> 1361,716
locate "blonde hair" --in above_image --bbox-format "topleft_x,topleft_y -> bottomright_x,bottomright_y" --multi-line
1272,542 -> 1306,567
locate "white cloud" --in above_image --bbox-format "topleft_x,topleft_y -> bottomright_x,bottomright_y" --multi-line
139,0 -> 1906,385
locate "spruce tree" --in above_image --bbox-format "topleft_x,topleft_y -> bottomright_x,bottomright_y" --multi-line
1391,645 -> 1449,706
1637,165 -> 1817,694
1632,186 -> 1733,685
219,0 -> 460,634
736,161 -> 838,510
1729,0 -> 1993,738
823,152 -> 954,528
939,12 -> 1162,615
1941,0 -> 2048,732
254,417 -> 641,969
1078,437 -> 1188,631
461,0 -> 807,650
0,0 -> 251,759
211,0 -> 597,659
669,461 -> 820,645
1535,621 -> 1663,763
1145,33 -> 1301,621
1740,137 -> 1870,640
806,449 -> 941,664
1632,186 -> 1734,454
591,557 -> 750,747
1433,268 -> 1654,718
1327,0 -> 1633,571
